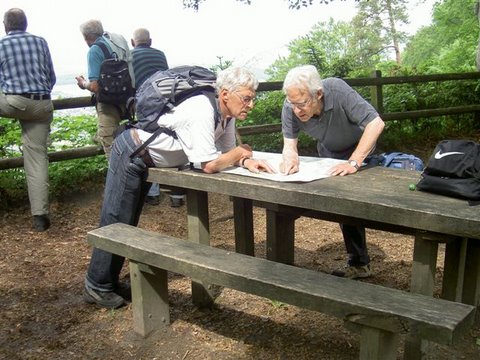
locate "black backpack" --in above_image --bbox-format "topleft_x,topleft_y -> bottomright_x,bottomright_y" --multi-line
96,42 -> 134,106
416,140 -> 480,201
128,65 -> 219,158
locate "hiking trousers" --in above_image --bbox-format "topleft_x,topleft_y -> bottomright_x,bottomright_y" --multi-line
0,93 -> 53,216
86,129 -> 151,291
95,102 -> 125,159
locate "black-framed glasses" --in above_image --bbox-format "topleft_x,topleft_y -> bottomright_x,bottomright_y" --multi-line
233,92 -> 256,106
286,97 -> 312,109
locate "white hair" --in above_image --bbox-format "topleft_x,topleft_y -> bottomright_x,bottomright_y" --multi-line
282,65 -> 323,97
216,67 -> 258,93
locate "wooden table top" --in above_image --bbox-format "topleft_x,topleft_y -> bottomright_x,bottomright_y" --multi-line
148,166 -> 480,239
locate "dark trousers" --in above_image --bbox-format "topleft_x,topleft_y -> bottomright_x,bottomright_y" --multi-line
340,224 -> 370,266
85,129 -> 151,291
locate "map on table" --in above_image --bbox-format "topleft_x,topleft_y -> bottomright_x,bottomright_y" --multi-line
220,151 -> 347,182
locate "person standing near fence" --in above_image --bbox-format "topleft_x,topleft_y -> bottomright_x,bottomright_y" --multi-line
130,28 -> 177,206
280,65 -> 385,279
75,19 -> 132,159
0,8 -> 56,232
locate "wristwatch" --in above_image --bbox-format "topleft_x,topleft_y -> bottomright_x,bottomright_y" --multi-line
348,160 -> 360,170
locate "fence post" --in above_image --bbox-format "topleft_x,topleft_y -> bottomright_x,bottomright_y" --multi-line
370,70 -> 384,115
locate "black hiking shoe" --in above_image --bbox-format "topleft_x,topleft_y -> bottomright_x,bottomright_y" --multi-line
115,281 -> 131,302
83,285 -> 126,309
33,215 -> 50,232
145,195 -> 161,205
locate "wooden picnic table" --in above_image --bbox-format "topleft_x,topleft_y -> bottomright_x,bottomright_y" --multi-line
148,165 -> 480,307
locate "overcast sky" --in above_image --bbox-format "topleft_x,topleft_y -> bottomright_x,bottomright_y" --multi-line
2,0 -> 435,81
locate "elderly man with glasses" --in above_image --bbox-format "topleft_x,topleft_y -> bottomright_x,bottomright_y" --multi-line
83,66 -> 274,309
280,65 -> 385,279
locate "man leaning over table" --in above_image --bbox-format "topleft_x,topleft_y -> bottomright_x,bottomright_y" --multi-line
280,65 -> 385,279
83,67 -> 274,309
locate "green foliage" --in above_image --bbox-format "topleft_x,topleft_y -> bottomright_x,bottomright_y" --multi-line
266,19 -> 359,79
240,91 -> 284,126
0,113 -> 107,208
182,0 -> 357,11
403,0 -> 478,72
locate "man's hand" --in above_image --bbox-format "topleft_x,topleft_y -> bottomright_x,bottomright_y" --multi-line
280,137 -> 300,175
329,162 -> 358,176
75,75 -> 87,90
279,159 -> 299,175
238,144 -> 253,159
243,158 -> 276,174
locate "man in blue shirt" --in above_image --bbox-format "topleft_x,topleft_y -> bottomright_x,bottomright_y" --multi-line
0,8 -> 56,232
76,20 -> 133,159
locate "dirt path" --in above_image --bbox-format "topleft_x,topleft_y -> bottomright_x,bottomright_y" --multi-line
0,186 -> 479,359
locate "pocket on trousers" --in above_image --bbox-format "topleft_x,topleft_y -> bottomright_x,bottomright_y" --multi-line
5,96 -> 27,111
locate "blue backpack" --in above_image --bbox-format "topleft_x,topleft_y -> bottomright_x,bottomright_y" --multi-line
371,152 -> 424,171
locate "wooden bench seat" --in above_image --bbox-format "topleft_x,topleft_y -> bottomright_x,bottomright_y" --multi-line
87,223 -> 476,360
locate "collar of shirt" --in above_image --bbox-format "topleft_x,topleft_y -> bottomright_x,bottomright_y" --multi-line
7,30 -> 26,36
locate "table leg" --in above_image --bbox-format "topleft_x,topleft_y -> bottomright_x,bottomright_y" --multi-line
442,237 -> 466,302
404,232 -> 439,360
266,209 -> 295,265
186,189 -> 216,308
232,197 -> 254,256
462,238 -> 480,306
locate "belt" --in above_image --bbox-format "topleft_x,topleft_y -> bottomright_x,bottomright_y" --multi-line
131,129 -> 155,167
9,93 -> 51,100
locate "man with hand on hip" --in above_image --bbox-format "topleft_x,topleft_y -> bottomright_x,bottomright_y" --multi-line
0,8 -> 56,232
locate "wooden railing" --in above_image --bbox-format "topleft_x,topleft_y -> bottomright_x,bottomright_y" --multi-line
1,71 -> 479,170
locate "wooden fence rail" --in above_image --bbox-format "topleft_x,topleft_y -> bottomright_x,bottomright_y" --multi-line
1,71 -> 479,170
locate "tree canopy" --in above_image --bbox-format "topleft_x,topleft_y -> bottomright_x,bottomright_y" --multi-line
182,0 -> 358,11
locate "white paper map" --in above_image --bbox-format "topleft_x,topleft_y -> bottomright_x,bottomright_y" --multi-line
221,151 -> 347,182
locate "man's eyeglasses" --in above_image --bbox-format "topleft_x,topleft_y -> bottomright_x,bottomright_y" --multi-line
286,97 -> 312,109
234,92 -> 256,106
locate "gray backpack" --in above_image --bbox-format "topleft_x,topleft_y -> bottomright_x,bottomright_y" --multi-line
128,65 -> 219,158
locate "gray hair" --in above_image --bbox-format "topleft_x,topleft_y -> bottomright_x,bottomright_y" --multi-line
4,8 -> 27,32
216,67 -> 258,93
132,28 -> 150,44
79,19 -> 104,40
282,65 -> 323,97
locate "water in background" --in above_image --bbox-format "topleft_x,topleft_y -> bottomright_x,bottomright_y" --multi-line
53,74 -> 95,116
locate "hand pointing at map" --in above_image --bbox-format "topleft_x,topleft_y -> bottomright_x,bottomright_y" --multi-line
242,158 -> 276,174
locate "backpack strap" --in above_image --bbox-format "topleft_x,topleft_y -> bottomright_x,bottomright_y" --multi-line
129,127 -> 177,159
201,89 -> 220,129
129,91 -> 219,161
95,42 -> 111,59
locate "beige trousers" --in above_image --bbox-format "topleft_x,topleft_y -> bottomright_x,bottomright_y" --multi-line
0,93 -> 53,216
95,102 -> 125,159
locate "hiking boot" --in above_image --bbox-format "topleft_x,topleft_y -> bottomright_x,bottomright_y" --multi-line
331,265 -> 372,279
33,215 -> 50,232
115,281 -> 131,302
170,195 -> 185,208
83,285 -> 126,309
145,195 -> 161,205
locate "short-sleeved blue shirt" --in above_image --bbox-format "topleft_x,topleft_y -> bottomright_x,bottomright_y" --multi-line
282,77 -> 378,159
87,38 -> 113,81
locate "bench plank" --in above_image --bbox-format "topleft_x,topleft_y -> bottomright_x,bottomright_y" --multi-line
87,223 -> 475,347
